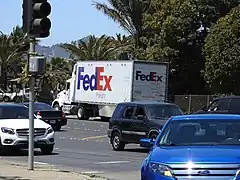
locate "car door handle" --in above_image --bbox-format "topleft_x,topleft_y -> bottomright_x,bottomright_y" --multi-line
132,123 -> 136,126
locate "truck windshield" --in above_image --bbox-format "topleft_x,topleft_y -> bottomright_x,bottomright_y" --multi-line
146,105 -> 183,119
158,119 -> 240,146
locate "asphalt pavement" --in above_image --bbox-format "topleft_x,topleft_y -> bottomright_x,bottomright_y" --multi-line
1,117 -> 149,180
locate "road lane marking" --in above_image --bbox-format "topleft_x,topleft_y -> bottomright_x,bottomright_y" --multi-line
34,161 -> 48,165
82,171 -> 104,174
80,135 -> 108,141
94,161 -> 130,164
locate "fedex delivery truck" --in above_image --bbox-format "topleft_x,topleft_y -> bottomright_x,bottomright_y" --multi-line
51,60 -> 169,120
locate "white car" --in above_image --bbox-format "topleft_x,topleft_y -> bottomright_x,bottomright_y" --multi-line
0,103 -> 55,155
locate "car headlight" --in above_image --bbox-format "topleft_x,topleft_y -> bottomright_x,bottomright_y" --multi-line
1,127 -> 15,135
47,127 -> 54,134
150,163 -> 174,177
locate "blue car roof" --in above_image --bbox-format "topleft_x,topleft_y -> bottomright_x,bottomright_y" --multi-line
171,114 -> 240,121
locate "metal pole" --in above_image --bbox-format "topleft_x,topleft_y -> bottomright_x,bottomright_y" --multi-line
28,40 -> 35,170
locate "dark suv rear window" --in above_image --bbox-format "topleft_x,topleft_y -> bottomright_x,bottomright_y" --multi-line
112,104 -> 126,118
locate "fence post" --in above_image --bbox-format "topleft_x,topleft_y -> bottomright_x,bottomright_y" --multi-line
188,94 -> 192,114
207,95 -> 210,106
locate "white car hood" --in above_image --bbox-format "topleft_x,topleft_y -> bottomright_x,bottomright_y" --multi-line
0,119 -> 50,129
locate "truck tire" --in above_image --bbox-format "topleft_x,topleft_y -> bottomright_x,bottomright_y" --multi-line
77,106 -> 85,120
3,96 -> 10,102
53,103 -> 61,110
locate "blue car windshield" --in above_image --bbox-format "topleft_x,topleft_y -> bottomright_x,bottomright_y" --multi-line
146,105 -> 183,120
158,119 -> 240,146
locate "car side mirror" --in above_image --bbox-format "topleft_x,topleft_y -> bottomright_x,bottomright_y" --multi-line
140,138 -> 155,148
202,106 -> 208,111
137,115 -> 145,120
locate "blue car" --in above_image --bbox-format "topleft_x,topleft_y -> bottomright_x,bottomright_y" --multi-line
140,114 -> 240,180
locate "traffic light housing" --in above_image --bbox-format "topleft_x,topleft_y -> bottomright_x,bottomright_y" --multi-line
22,0 -> 51,38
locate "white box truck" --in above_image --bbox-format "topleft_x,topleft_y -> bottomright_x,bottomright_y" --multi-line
51,60 -> 169,120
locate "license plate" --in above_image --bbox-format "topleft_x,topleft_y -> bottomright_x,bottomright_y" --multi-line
50,120 -> 56,124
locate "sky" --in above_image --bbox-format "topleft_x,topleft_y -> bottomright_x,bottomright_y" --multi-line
0,0 -> 127,46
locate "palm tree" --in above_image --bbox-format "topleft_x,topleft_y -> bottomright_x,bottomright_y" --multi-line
61,35 -> 124,60
0,26 -> 31,89
113,33 -> 134,59
92,0 -> 151,48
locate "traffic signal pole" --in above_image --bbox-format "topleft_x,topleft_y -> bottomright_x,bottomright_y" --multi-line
22,0 -> 50,170
28,39 -> 35,170
27,0 -> 35,171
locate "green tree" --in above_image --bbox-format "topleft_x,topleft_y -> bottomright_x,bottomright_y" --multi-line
0,25 -> 31,89
204,6 -> 240,94
61,35 -> 124,60
93,0 -> 151,48
138,0 -> 240,94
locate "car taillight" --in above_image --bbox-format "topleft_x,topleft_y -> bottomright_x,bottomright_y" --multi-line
37,111 -> 41,116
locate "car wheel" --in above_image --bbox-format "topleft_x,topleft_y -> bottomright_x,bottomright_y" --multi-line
40,145 -> 54,155
77,106 -> 85,120
3,96 -> 10,102
53,103 -> 61,110
150,133 -> 158,141
54,125 -> 61,131
111,132 -> 125,151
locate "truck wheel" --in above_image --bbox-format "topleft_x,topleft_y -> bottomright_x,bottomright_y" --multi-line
77,106 -> 85,120
53,103 -> 61,110
111,132 -> 125,151
40,145 -> 54,155
3,96 -> 10,102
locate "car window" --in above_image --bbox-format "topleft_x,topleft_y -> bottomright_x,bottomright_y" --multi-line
158,119 -> 240,146
24,103 -> 53,111
0,107 -> 29,119
134,106 -> 146,119
208,99 -> 230,111
122,106 -> 135,119
112,104 -> 125,118
146,105 -> 183,119
229,99 -> 240,113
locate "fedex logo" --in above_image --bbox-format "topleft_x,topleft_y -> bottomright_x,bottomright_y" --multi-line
77,67 -> 113,91
136,70 -> 163,82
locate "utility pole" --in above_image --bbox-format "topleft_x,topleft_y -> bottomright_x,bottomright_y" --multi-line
22,0 -> 51,170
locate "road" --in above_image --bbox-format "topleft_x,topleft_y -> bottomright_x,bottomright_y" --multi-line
1,117 -> 149,180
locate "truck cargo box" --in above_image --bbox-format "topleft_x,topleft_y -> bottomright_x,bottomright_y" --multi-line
73,60 -> 168,104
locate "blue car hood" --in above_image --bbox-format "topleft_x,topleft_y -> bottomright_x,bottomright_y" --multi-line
150,146 -> 240,164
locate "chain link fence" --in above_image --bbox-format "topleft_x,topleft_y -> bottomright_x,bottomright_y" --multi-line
174,95 -> 220,114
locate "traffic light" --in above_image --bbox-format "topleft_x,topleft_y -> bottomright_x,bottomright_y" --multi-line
30,0 -> 51,38
22,0 -> 51,38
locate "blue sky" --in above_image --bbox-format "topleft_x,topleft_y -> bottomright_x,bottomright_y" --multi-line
1,0 -> 127,46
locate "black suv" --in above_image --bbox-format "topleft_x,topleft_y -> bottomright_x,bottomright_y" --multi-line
195,96 -> 240,114
107,101 -> 184,151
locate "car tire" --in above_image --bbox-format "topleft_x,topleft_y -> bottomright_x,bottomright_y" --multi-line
77,106 -> 85,120
111,132 -> 125,151
150,133 -> 158,141
3,96 -> 10,102
0,138 -> 6,155
54,125 -> 61,131
40,145 -> 54,155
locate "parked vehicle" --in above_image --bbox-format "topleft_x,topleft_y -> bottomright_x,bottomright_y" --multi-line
107,101 -> 183,151
0,103 -> 55,155
22,102 -> 67,131
140,114 -> 240,180
195,96 -> 240,114
51,60 -> 169,120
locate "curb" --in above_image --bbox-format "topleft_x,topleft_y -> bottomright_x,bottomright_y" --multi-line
1,159 -> 110,180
